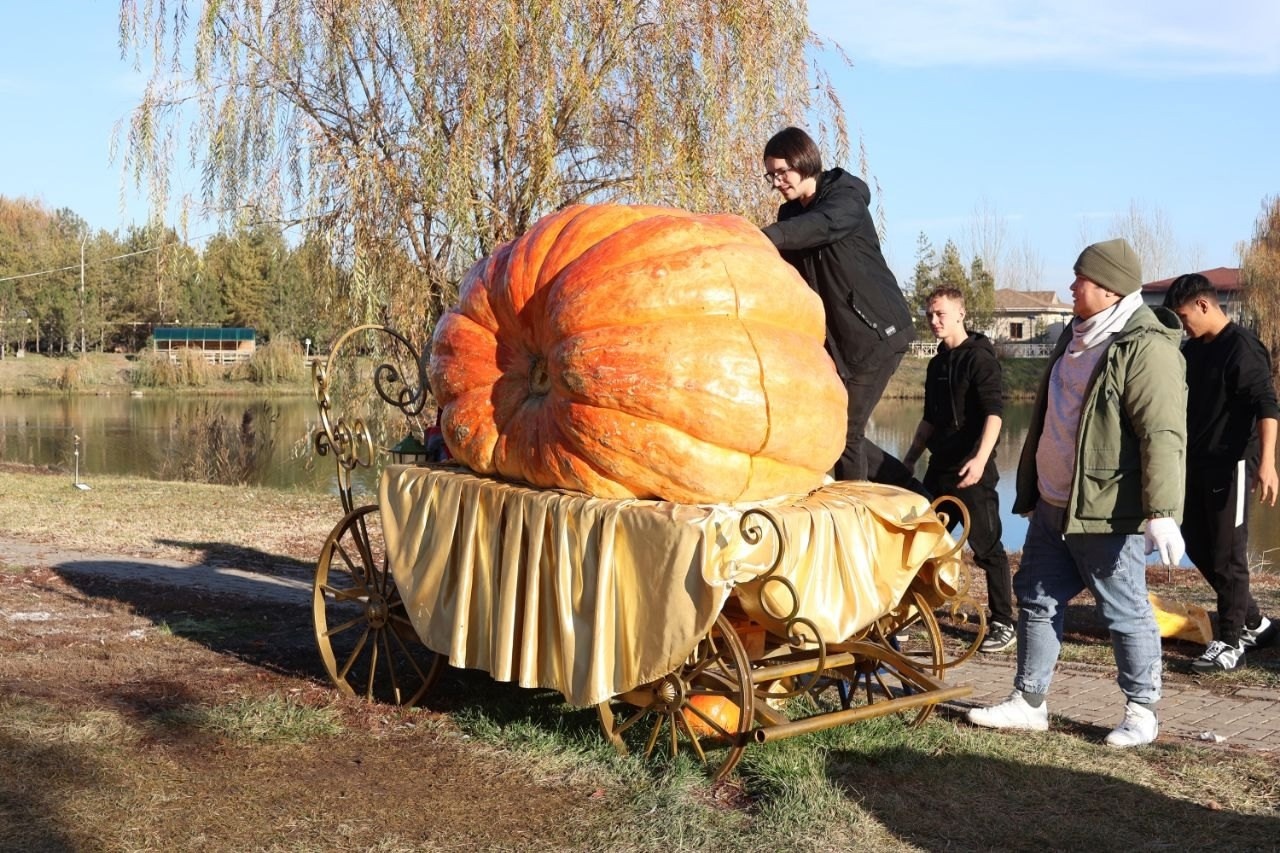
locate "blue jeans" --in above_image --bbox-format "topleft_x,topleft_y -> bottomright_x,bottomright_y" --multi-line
1013,501 -> 1162,704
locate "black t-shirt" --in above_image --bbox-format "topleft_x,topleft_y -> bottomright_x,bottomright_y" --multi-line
1182,321 -> 1280,467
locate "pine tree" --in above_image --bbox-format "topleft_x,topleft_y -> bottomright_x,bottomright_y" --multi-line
968,256 -> 997,334
908,232 -> 938,333
936,240 -> 970,295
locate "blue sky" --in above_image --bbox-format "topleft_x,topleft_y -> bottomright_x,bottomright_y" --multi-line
811,0 -> 1280,293
2,2 -> 1277,298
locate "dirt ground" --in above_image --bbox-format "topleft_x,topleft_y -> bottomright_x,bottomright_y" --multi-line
3,458 -> 1277,849
0,562 -> 625,851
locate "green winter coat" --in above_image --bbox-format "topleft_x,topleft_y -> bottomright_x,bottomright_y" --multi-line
1013,304 -> 1186,534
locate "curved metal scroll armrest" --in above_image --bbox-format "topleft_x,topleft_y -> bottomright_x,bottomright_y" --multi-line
910,493 -> 986,670
927,494 -> 970,560
734,508 -> 830,700
312,324 -> 432,515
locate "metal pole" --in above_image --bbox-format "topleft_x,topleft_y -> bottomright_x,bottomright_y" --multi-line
79,231 -> 87,355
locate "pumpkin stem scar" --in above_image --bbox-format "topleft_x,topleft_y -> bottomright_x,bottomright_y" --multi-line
528,354 -> 552,396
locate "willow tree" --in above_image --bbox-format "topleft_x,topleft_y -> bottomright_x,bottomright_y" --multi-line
1242,196 -> 1280,366
119,0 -> 848,341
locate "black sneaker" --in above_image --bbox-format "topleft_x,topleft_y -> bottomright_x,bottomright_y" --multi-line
1241,616 -> 1274,650
1191,639 -> 1245,673
980,621 -> 1017,653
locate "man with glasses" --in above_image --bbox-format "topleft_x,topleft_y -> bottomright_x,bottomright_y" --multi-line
761,126 -> 918,487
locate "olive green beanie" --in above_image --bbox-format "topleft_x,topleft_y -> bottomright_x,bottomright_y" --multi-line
1074,238 -> 1141,296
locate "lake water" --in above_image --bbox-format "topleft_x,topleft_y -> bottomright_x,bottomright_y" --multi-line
4,393 -> 1279,562
0,394 -> 382,499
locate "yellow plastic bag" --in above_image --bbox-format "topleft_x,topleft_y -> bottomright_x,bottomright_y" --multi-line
1148,592 -> 1213,645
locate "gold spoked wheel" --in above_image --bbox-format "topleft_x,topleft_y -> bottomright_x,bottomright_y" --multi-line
313,504 -> 442,705
807,589 -> 949,727
597,614 -> 755,781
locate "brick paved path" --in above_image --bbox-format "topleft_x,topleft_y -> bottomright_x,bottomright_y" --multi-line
951,654 -> 1280,752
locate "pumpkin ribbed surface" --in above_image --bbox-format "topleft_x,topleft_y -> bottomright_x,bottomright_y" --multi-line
427,203 -> 847,504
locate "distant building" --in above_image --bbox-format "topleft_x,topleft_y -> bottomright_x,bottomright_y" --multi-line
990,289 -> 1073,343
152,326 -> 257,364
1141,267 -> 1244,322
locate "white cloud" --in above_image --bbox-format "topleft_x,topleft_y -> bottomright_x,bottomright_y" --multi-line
809,0 -> 1280,75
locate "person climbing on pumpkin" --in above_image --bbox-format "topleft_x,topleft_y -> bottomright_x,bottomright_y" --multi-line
760,126 -> 922,492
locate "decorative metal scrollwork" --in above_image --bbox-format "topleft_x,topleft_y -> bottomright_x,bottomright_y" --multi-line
312,324 -> 431,514
735,508 -> 828,700
917,493 -> 985,670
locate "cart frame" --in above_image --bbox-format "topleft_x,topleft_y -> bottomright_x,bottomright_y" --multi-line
310,325 -> 984,779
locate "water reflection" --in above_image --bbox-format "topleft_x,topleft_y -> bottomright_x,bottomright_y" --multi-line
0,394 -> 384,497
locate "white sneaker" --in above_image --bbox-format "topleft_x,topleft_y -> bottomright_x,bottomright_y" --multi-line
966,690 -> 1048,731
1105,701 -> 1159,748
1241,616 -> 1273,651
1191,639 -> 1245,673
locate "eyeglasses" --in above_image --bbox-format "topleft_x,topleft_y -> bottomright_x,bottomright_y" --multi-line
763,166 -> 794,185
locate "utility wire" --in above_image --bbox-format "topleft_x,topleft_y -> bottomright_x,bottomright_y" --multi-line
0,209 -> 323,285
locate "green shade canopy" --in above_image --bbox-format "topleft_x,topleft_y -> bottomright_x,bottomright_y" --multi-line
154,327 -> 255,342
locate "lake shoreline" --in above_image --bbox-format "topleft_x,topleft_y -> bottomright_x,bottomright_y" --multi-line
0,352 -> 313,397
2,351 -> 1051,400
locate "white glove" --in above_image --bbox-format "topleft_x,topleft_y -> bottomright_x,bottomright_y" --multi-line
1144,517 -> 1185,565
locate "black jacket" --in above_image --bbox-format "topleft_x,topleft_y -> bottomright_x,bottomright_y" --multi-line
1183,321 -> 1280,469
922,331 -> 1004,471
762,168 -> 914,377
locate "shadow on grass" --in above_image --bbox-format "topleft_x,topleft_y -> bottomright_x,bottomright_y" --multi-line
825,742 -> 1280,851
0,729 -> 102,851
52,556 -> 323,685
152,538 -> 315,576
49,554 -> 606,742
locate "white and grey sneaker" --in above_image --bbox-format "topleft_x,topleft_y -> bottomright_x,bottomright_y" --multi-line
1191,639 -> 1245,674
966,690 -> 1048,731
1241,616 -> 1273,651
1105,701 -> 1159,748
980,622 -> 1017,653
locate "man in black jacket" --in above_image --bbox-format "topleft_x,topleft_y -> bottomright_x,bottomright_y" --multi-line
761,126 -> 917,487
903,287 -> 1016,652
1164,273 -> 1278,671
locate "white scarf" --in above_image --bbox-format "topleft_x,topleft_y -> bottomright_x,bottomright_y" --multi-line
1067,290 -> 1145,356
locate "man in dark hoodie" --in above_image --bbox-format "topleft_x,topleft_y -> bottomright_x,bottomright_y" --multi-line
902,286 -> 1016,652
761,126 -> 918,487
1163,273 -> 1277,672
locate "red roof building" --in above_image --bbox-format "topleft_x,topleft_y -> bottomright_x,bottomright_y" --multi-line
1141,267 -> 1243,320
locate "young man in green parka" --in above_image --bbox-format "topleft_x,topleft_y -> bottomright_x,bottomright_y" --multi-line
967,238 -> 1187,748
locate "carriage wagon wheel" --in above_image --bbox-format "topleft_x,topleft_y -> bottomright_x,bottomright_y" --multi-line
597,614 -> 756,782
806,589 -> 949,727
313,504 -> 442,705
852,589 -> 948,726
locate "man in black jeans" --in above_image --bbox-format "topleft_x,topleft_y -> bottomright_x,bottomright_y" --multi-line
1164,273 -> 1278,671
761,126 -> 919,489
903,287 -> 1016,652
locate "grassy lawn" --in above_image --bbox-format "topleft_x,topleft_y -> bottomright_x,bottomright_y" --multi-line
0,465 -> 1277,849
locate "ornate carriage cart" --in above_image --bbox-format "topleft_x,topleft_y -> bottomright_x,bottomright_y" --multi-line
311,326 -> 983,780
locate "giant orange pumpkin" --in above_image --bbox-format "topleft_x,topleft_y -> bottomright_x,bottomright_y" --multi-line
427,203 -> 847,504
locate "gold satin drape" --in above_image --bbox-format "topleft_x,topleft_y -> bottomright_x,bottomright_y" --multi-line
380,466 -> 960,707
